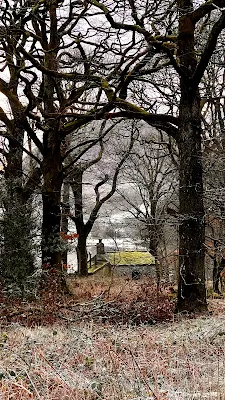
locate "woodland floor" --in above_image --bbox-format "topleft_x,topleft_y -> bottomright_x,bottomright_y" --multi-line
0,275 -> 225,399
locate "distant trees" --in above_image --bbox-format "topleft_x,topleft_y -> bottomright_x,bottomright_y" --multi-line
202,38 -> 225,293
63,121 -> 136,275
117,128 -> 178,283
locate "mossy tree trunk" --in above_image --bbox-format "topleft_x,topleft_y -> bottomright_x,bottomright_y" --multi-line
41,2 -> 64,273
176,0 -> 207,312
2,111 -> 36,288
41,156 -> 63,268
177,89 -> 206,311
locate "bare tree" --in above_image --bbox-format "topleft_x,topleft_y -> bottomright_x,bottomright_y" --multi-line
86,0 -> 225,311
117,128 -> 178,283
65,121 -> 136,275
201,37 -> 225,293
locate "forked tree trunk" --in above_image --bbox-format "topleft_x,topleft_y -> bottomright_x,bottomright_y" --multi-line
41,1 -> 63,271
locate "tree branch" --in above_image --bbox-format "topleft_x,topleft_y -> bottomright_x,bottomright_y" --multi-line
85,129 -> 136,235
191,10 -> 225,89
0,131 -> 41,164
191,0 -> 225,23
22,167 -> 42,202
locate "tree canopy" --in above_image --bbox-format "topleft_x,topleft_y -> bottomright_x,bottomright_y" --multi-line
0,0 -> 225,310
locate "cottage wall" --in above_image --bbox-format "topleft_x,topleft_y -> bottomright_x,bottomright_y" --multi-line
113,264 -> 156,278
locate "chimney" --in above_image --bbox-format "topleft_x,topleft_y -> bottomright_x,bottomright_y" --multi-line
96,238 -> 105,255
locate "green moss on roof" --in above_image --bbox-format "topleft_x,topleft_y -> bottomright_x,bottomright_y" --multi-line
107,251 -> 155,265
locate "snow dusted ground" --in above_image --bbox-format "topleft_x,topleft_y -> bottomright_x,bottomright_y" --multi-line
2,305 -> 225,399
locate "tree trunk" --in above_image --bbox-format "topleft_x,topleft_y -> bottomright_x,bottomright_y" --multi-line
175,0 -> 207,312
41,160 -> 71,294
77,233 -> 88,276
41,158 -> 63,268
176,87 -> 207,312
70,167 -> 89,276
148,225 -> 161,287
2,123 -> 35,286
41,0 -> 63,270
61,181 -> 70,266
213,257 -> 225,294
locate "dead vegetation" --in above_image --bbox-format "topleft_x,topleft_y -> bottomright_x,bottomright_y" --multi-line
0,275 -> 174,327
0,276 -> 225,399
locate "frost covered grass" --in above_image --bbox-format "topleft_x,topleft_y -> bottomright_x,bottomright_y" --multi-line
0,302 -> 225,399
0,277 -> 225,399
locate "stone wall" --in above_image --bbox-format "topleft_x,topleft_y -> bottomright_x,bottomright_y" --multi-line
90,263 -> 156,279
90,262 -> 112,277
113,264 -> 156,278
